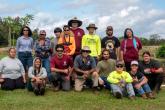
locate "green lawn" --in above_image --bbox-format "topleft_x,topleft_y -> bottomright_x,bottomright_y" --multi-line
0,88 -> 165,110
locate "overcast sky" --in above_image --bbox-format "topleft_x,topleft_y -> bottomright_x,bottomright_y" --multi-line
0,0 -> 165,38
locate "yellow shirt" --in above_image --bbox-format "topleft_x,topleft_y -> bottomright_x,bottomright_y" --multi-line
82,34 -> 101,57
107,71 -> 133,84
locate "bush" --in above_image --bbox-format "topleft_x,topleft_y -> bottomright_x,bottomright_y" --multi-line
156,45 -> 165,58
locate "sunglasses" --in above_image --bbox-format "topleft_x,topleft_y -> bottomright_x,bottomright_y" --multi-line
40,34 -> 46,36
56,50 -> 63,52
23,30 -> 29,31
64,30 -> 70,31
82,50 -> 90,53
116,65 -> 124,68
107,29 -> 113,31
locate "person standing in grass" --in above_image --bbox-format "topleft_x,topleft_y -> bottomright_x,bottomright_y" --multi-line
107,60 -> 135,99
139,51 -> 164,95
58,25 -> 76,56
53,27 -> 62,54
130,60 -> 155,99
16,26 -> 33,73
0,47 -> 26,90
96,49 -> 116,90
28,57 -> 47,96
120,28 -> 142,71
68,17 -> 85,59
50,44 -> 73,91
74,46 -> 100,93
82,23 -> 101,63
101,26 -> 120,60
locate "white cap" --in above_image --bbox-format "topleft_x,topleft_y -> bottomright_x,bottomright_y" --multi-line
131,60 -> 138,65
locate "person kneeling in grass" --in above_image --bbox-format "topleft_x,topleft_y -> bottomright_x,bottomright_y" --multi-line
28,57 -> 47,96
107,60 -> 135,99
130,60 -> 155,99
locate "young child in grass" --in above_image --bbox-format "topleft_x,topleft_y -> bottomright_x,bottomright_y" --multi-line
28,57 -> 47,96
107,60 -> 135,99
130,60 -> 155,99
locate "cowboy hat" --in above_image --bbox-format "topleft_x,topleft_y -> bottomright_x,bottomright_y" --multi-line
81,46 -> 91,53
86,23 -> 98,30
68,17 -> 82,27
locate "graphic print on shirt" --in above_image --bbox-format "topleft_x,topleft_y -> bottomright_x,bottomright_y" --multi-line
105,39 -> 115,52
63,61 -> 67,66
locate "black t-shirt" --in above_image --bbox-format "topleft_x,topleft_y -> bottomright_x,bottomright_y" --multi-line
139,59 -> 161,75
130,71 -> 144,80
130,71 -> 144,85
101,36 -> 120,59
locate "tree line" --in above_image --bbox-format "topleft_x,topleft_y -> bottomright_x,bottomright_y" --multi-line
0,15 -> 165,47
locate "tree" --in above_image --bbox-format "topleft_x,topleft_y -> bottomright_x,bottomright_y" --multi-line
149,34 -> 161,45
0,14 -> 34,46
156,45 -> 165,58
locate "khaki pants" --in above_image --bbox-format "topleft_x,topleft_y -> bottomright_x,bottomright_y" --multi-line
75,72 -> 99,91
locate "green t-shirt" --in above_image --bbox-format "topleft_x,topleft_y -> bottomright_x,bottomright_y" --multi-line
97,59 -> 116,77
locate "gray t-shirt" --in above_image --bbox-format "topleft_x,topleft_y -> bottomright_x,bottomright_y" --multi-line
97,59 -> 116,77
0,56 -> 25,79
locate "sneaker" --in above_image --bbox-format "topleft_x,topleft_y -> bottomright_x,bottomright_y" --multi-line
34,88 -> 40,96
115,92 -> 122,99
129,96 -> 136,100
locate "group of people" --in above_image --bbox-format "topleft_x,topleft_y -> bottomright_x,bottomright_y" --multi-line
0,17 -> 164,99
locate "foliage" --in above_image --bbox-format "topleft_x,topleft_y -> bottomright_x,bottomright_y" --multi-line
156,45 -> 165,58
0,14 -> 34,46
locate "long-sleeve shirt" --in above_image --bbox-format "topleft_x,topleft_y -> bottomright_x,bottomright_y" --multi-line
16,36 -> 33,52
28,67 -> 47,79
107,71 -> 133,84
0,56 -> 25,79
82,34 -> 101,57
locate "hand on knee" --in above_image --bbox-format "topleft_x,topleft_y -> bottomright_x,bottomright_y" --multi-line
92,72 -> 99,78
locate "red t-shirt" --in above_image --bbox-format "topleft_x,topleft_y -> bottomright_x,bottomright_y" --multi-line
120,37 -> 142,62
50,54 -> 73,69
71,28 -> 85,53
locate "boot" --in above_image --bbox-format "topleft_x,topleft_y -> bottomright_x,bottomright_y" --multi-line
141,93 -> 147,99
114,92 -> 122,99
147,92 -> 155,99
33,87 -> 40,96
40,87 -> 45,95
129,95 -> 136,100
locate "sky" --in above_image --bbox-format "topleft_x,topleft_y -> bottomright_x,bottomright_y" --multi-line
0,0 -> 165,38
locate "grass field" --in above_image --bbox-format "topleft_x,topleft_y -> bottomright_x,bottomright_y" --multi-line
0,88 -> 165,110
0,47 -> 165,110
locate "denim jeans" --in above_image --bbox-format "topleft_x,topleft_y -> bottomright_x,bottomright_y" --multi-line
135,83 -> 152,95
18,52 -> 33,71
111,83 -> 135,97
41,58 -> 51,81
100,76 -> 111,90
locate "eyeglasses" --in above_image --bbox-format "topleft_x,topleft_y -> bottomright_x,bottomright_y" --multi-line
40,34 -> 46,36
56,50 -> 63,52
64,30 -> 70,31
116,65 -> 124,68
82,50 -> 90,53
107,29 -> 113,31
